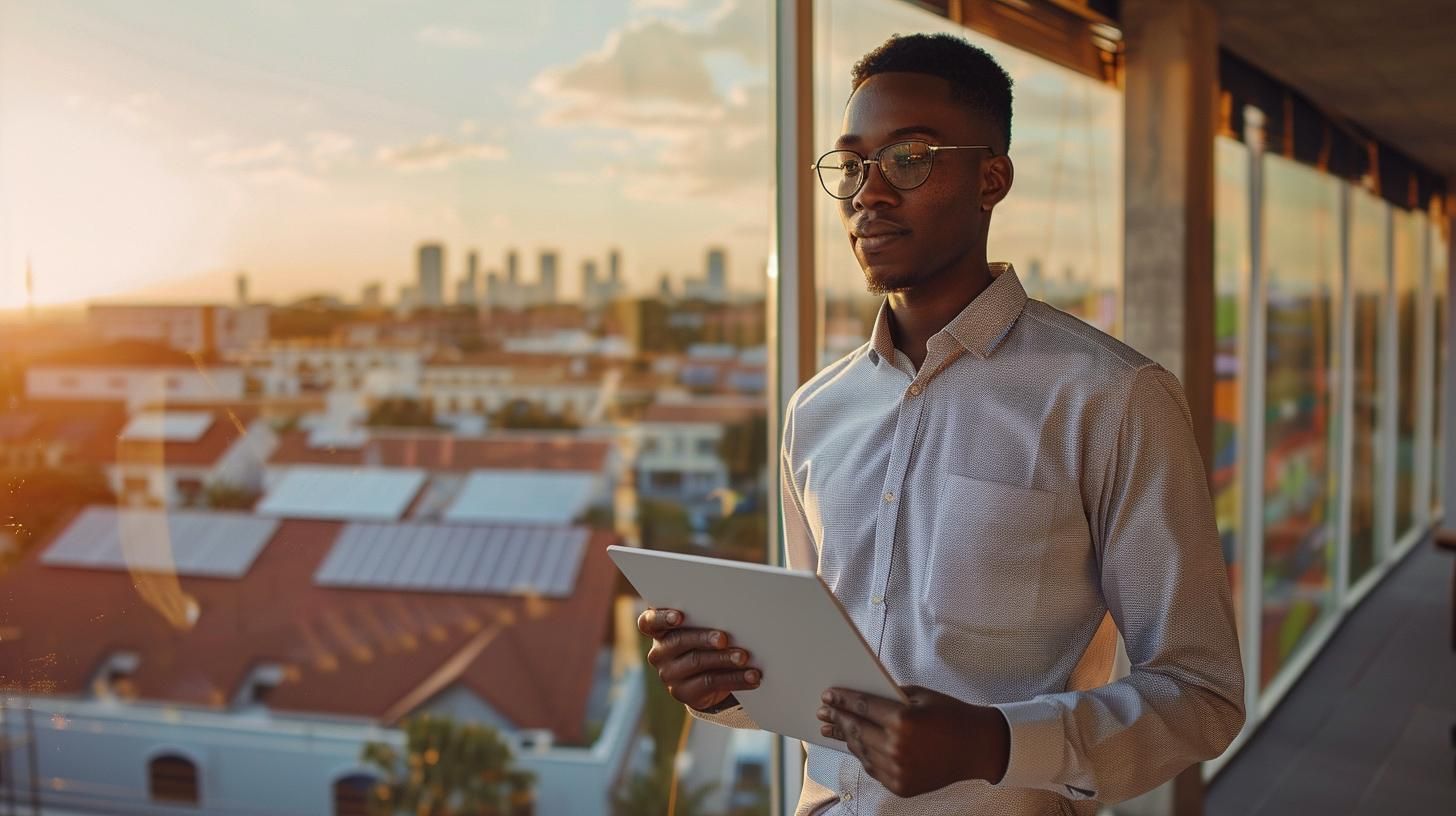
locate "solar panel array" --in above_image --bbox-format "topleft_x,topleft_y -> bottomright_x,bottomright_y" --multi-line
443,470 -> 599,524
257,466 -> 426,521
314,521 -> 588,598
120,411 -> 215,442
42,506 -> 279,578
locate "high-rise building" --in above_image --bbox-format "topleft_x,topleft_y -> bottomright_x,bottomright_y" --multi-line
418,243 -> 444,308
458,250 -> 479,306
235,272 -> 249,306
608,248 -> 621,283
506,250 -> 519,283
539,250 -> 559,305
361,282 -> 383,309
706,247 -> 727,296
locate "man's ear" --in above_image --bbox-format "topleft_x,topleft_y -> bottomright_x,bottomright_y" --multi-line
979,155 -> 1014,212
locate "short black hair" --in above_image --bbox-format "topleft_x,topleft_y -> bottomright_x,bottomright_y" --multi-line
850,33 -> 1014,152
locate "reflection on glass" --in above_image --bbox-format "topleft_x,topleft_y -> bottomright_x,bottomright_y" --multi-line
813,0 -> 1123,368
1213,136 -> 1249,630
1393,208 -> 1424,540
0,3 -> 774,814
1348,189 -> 1388,583
1259,155 -> 1339,689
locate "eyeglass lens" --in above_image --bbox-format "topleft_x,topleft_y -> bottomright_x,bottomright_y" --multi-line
816,140 -> 935,199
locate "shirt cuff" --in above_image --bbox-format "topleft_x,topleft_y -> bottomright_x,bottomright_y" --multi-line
687,700 -> 759,731
990,697 -> 1068,792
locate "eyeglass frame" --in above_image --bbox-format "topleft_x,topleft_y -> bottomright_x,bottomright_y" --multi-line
809,140 -> 998,200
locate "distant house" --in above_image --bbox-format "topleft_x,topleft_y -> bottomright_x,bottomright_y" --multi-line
0,507 -> 640,815
104,405 -> 278,508
25,341 -> 245,407
635,397 -> 764,523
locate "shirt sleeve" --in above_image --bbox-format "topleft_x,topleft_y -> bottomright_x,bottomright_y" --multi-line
689,402 -> 820,731
990,364 -> 1246,803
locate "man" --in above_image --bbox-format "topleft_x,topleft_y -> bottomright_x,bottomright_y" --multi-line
638,33 -> 1244,814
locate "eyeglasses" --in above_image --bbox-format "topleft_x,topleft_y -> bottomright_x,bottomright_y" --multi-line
810,139 -> 996,200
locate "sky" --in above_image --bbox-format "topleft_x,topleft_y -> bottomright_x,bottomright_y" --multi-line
0,0 -> 774,309
0,0 -> 1121,314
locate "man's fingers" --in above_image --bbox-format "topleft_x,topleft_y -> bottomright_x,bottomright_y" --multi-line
669,668 -> 760,704
657,647 -> 752,684
821,705 -> 888,754
637,607 -> 683,636
825,687 -> 904,729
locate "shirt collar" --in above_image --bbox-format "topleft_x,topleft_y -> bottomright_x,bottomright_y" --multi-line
866,262 -> 1027,366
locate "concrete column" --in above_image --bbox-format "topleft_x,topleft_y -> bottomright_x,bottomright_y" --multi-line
1440,203 -> 1456,532
1119,2 -> 1219,815
1122,0 -> 1219,466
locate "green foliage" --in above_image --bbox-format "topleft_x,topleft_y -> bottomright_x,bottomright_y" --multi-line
611,761 -> 718,816
203,481 -> 259,510
489,400 -> 579,431
707,510 -> 768,563
716,415 -> 768,485
361,714 -> 535,816
366,398 -> 440,429
637,499 -> 693,554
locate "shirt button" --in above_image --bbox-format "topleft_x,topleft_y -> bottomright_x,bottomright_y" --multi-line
843,792 -> 853,802
871,594 -> 884,605
908,383 -> 922,397
883,492 -> 895,503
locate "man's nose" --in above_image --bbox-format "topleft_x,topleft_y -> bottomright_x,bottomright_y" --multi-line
851,161 -> 899,211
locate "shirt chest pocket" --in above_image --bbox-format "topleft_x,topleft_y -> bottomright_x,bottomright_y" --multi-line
922,473 -> 1058,636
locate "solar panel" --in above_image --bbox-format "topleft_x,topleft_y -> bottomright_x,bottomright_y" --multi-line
42,506 -> 278,578
257,466 -> 426,521
120,411 -> 215,442
314,521 -> 588,598
442,470 -> 600,525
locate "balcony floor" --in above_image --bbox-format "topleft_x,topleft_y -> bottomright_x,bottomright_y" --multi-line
1207,536 -> 1456,815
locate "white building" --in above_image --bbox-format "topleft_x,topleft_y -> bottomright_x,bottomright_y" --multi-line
108,407 -> 279,508
89,303 -> 271,355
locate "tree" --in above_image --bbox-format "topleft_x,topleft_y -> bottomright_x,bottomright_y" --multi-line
361,714 -> 535,816
489,399 -> 579,431
611,761 -> 717,816
717,415 -> 767,486
637,499 -> 693,554
203,481 -> 259,510
366,398 -> 440,428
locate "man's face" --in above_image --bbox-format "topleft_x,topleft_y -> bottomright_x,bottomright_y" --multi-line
834,72 -> 1005,294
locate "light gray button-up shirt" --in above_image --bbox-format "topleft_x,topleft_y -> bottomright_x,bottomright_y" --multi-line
691,264 -> 1244,815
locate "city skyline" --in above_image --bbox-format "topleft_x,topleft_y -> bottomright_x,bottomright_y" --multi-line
0,0 -> 773,311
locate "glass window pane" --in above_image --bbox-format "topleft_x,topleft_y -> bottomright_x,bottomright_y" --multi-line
1259,154 -> 1340,689
1213,136 -> 1250,632
814,0 -> 1123,365
1393,208 -> 1423,541
0,3 -> 776,815
1348,189 -> 1388,584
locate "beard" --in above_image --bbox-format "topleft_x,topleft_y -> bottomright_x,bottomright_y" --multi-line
862,261 -> 932,295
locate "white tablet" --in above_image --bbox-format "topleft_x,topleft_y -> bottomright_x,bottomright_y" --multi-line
607,544 -> 907,753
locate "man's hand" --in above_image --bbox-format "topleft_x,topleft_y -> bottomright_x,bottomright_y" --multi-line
817,685 -> 1011,798
637,607 -> 761,712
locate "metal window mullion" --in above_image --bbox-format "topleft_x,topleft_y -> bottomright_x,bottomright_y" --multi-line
1380,205 -> 1398,562
770,1 -> 815,814
1414,217 -> 1435,530
1336,183 -> 1355,605
1238,110 -> 1267,728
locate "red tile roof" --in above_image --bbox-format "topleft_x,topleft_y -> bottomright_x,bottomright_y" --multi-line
30,340 -> 223,368
268,431 -> 611,472
0,512 -> 618,743
641,400 -> 764,425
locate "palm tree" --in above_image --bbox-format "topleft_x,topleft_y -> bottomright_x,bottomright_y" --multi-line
611,761 -> 718,816
362,714 -> 535,816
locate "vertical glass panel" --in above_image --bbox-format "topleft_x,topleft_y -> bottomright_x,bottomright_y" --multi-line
1348,189 -> 1389,585
0,3 -> 775,815
1259,154 -> 1340,689
813,0 -> 1123,367
1393,208 -> 1423,541
1430,212 -> 1448,516
1213,136 -> 1250,631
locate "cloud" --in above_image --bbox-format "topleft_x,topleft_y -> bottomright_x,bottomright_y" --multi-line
534,19 -> 721,112
207,140 -> 295,169
375,135 -> 508,171
305,131 -> 356,169
415,25 -> 485,49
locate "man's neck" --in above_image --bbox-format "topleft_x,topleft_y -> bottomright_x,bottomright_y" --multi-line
886,259 -> 995,371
